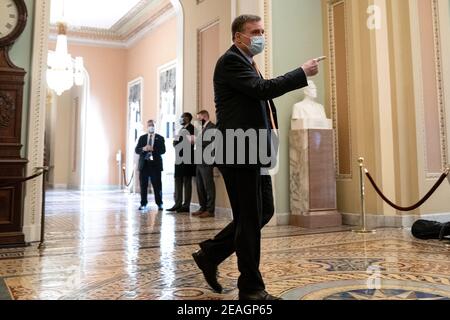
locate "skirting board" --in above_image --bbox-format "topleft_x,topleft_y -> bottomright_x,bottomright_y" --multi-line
48,185 -> 122,191
49,184 -> 68,189
23,224 -> 41,243
342,212 -> 450,228
276,212 -> 291,226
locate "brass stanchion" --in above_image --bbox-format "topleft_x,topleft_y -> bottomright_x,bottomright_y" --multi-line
353,158 -> 376,234
446,167 -> 449,230
36,167 -> 49,250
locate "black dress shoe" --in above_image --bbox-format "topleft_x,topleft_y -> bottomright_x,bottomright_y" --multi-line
166,206 -> 180,212
239,290 -> 283,300
192,250 -> 222,293
439,222 -> 450,240
158,205 -> 164,211
177,207 -> 190,213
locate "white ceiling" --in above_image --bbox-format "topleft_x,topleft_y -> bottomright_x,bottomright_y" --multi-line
50,0 -> 143,29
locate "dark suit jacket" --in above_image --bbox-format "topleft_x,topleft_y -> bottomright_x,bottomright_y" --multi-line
214,45 -> 308,168
135,133 -> 166,171
174,123 -> 196,177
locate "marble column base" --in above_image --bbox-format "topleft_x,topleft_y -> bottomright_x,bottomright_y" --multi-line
290,210 -> 342,229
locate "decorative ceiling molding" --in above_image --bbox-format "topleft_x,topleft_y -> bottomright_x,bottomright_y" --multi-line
123,3 -> 174,44
48,0 -> 174,48
110,0 -> 150,32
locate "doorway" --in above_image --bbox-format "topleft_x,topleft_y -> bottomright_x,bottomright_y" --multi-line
45,69 -> 89,190
125,77 -> 144,194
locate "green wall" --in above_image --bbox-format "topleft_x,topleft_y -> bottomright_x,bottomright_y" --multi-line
9,0 -> 35,158
272,0 -> 325,214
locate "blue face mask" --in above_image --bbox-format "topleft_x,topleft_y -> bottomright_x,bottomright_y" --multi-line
241,34 -> 265,56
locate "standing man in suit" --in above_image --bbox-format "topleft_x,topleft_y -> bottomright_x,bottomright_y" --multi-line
192,15 -> 320,300
135,120 -> 166,211
167,113 -> 196,213
192,110 -> 216,218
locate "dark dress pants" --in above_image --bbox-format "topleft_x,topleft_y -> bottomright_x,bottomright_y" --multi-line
140,162 -> 163,207
174,176 -> 192,208
196,165 -> 216,213
200,167 -> 274,292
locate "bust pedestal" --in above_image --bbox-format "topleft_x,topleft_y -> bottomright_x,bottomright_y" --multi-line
289,119 -> 341,228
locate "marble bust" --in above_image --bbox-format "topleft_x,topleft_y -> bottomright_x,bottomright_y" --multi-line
292,80 -> 326,120
291,80 -> 332,130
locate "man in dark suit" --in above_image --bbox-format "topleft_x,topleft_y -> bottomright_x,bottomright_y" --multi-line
135,120 -> 166,211
192,110 -> 216,218
192,15 -> 320,300
167,113 -> 196,213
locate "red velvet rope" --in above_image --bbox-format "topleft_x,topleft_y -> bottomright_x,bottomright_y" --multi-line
0,170 -> 45,189
122,167 -> 135,188
365,169 -> 449,212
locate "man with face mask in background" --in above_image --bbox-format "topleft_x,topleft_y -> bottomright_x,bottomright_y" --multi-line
191,14 -> 321,300
192,110 -> 216,218
167,112 -> 196,213
135,120 -> 166,211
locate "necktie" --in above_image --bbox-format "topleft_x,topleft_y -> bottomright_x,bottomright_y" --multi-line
148,134 -> 154,147
252,61 -> 278,133
146,134 -> 154,160
252,61 -> 279,172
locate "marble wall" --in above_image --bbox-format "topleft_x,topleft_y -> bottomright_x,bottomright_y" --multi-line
272,0 -> 326,218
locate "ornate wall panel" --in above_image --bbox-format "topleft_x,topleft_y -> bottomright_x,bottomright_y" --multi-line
417,0 -> 448,176
263,0 -> 272,79
197,19 -> 220,120
327,0 -> 352,179
23,0 -> 50,241
0,91 -> 18,142
72,97 -> 79,173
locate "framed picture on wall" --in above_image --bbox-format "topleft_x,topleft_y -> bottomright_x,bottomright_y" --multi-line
128,78 -> 143,141
126,77 -> 144,193
157,61 -> 177,139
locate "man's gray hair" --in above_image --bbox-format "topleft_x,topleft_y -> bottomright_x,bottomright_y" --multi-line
232,14 -> 262,41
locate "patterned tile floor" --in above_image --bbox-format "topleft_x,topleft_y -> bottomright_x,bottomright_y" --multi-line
1,189 -> 450,300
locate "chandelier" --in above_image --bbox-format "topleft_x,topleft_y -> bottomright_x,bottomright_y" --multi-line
47,21 -> 84,96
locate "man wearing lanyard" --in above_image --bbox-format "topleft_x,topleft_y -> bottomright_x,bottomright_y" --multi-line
135,120 -> 166,211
